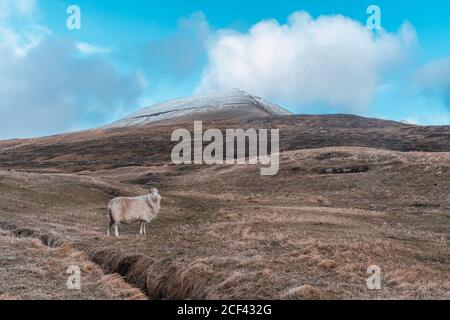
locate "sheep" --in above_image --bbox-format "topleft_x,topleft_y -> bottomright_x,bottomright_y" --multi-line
107,188 -> 161,237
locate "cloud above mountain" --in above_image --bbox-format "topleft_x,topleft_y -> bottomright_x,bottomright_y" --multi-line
0,1 -> 146,139
3,2 -> 447,138
196,11 -> 417,111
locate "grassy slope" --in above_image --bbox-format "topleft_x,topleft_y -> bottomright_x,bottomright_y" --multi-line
0,146 -> 448,299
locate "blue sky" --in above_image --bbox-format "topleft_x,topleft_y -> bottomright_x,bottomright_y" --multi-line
1,0 -> 450,138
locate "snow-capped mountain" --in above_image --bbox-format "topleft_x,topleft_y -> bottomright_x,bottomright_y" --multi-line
105,89 -> 292,129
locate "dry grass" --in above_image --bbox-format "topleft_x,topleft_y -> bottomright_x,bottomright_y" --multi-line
0,228 -> 146,300
0,147 -> 448,299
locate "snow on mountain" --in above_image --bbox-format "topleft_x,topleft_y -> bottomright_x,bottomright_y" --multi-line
105,89 -> 292,129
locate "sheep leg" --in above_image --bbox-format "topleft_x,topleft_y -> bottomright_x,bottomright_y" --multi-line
143,223 -> 147,235
139,221 -> 144,235
107,219 -> 114,236
114,224 -> 119,237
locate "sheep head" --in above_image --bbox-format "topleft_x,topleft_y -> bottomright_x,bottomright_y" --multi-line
148,188 -> 161,211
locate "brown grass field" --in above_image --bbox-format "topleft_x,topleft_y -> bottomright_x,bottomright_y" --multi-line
0,115 -> 449,300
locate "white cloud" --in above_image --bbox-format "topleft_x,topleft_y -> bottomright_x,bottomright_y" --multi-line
0,38 -> 147,139
413,57 -> 450,107
0,0 -> 37,20
197,11 -> 417,111
0,2 -> 146,139
76,42 -> 111,55
0,0 -> 46,56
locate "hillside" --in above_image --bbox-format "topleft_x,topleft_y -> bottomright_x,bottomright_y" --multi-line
0,114 -> 449,172
0,91 -> 449,300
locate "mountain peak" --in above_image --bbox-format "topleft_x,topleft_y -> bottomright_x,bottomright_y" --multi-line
105,89 -> 292,129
